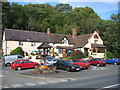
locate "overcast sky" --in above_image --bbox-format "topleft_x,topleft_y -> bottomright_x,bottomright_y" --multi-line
7,0 -> 119,20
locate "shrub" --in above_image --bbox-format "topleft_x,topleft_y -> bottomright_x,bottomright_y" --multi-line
10,47 -> 23,55
70,50 -> 85,60
66,56 -> 72,60
104,51 -> 115,59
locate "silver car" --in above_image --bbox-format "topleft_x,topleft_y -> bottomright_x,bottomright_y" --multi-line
45,58 -> 61,66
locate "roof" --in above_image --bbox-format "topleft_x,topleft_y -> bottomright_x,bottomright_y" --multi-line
73,34 -> 92,48
5,29 -> 52,42
4,29 -> 92,48
37,42 -> 52,49
91,44 -> 106,48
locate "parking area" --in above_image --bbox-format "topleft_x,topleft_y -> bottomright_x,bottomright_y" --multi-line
1,64 -> 119,88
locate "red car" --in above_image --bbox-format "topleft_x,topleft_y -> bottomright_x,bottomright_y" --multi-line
73,59 -> 90,69
11,59 -> 40,70
88,58 -> 106,67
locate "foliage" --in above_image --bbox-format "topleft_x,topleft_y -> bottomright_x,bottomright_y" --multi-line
70,50 -> 85,60
65,56 -> 72,60
104,51 -> 115,59
2,2 -> 119,58
10,47 -> 23,55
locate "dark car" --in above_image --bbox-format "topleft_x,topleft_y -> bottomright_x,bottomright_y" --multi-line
53,60 -> 82,72
88,58 -> 106,67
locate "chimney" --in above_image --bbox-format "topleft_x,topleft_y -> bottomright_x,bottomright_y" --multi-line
72,28 -> 77,38
47,28 -> 50,34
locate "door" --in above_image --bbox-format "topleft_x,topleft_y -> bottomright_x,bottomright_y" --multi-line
84,48 -> 89,56
63,50 -> 67,58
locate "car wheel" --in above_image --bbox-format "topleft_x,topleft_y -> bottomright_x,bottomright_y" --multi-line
114,62 -> 117,65
34,65 -> 38,68
17,66 -> 22,71
6,63 -> 11,67
66,67 -> 70,72
54,66 -> 57,69
97,64 -> 100,67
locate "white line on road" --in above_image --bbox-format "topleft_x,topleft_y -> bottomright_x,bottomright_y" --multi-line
0,74 -> 5,77
11,84 -> 23,88
103,83 -> 120,88
2,85 -> 9,88
25,82 -> 36,86
96,83 -> 120,90
37,82 -> 47,84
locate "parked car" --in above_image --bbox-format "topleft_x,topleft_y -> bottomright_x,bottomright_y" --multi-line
104,57 -> 120,65
73,59 -> 90,69
45,58 -> 61,66
53,60 -> 82,72
3,55 -> 25,66
11,59 -> 40,70
88,58 -> 106,67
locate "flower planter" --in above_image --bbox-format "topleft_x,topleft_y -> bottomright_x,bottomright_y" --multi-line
34,70 -> 55,75
34,66 -> 56,75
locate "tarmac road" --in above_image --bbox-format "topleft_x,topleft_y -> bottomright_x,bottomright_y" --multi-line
1,64 -> 120,89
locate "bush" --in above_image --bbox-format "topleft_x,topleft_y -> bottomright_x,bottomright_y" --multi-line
104,51 -> 115,59
10,47 -> 23,55
70,50 -> 85,60
66,56 -> 72,60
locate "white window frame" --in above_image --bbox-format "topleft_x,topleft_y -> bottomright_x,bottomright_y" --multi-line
19,41 -> 23,46
31,42 -> 36,46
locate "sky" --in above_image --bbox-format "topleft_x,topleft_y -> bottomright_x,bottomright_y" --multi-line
5,0 -> 120,20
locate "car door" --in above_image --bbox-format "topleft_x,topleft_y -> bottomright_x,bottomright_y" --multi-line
25,60 -> 34,68
20,61 -> 27,68
91,59 -> 98,65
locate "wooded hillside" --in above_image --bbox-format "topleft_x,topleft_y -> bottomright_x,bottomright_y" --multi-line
2,2 -> 120,57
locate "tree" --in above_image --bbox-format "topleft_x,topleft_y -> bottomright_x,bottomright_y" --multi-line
55,3 -> 72,12
10,47 -> 23,55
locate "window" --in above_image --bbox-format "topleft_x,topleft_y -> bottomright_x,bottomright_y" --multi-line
62,37 -> 68,44
19,41 -> 23,46
31,42 -> 36,46
94,40 -> 98,44
58,49 -> 63,54
18,55 -> 24,59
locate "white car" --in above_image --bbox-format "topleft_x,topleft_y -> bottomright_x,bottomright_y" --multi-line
45,58 -> 60,66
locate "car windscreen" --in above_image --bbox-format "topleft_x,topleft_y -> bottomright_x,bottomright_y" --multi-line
100,59 -> 104,61
82,60 -> 88,63
74,60 -> 81,62
47,59 -> 53,61
65,61 -> 75,65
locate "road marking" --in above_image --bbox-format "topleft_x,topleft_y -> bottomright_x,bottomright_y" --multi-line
25,82 -> 36,86
37,82 -> 47,84
92,67 -> 109,70
2,85 -> 9,88
0,74 -> 5,77
46,80 -> 59,83
103,83 -> 120,88
11,84 -> 23,88
96,83 -> 120,90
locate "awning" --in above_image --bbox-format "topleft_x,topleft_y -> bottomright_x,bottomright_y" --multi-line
56,46 -> 73,49
92,44 -> 106,48
31,50 -> 42,52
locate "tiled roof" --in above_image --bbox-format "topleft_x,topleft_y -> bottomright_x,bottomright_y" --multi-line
4,29 -> 92,48
73,34 -> 92,48
91,44 -> 106,48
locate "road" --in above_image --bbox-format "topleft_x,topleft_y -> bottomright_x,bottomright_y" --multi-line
1,64 -> 120,89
